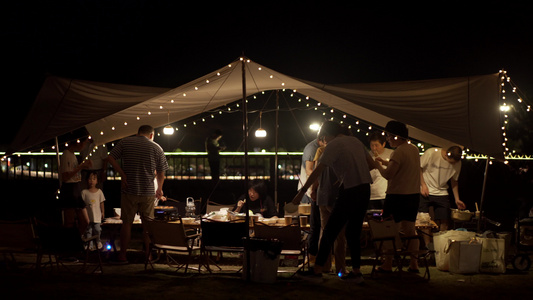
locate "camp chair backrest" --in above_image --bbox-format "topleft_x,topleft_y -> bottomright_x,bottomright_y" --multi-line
0,219 -> 37,250
201,219 -> 248,248
253,223 -> 302,251
144,219 -> 189,248
33,219 -> 85,254
368,219 -> 402,250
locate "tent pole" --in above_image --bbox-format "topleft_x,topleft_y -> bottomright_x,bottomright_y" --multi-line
477,157 -> 490,232
55,136 -> 61,187
55,136 -> 64,225
274,90 -> 279,209
241,57 -> 251,282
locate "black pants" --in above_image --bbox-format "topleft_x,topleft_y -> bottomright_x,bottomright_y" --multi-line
315,184 -> 370,269
208,159 -> 220,181
308,199 -> 321,256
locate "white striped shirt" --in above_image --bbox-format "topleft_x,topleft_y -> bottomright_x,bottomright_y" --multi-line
109,135 -> 168,196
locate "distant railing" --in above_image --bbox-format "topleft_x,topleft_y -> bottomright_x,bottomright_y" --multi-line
0,152 -> 304,181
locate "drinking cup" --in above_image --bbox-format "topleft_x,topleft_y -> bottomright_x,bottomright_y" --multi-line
284,216 -> 292,225
299,215 -> 308,227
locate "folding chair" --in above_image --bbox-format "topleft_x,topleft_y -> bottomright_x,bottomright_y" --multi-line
0,218 -> 40,270
368,219 -> 433,280
33,218 -> 103,274
143,217 -> 201,273
253,222 -> 309,276
200,218 -> 248,273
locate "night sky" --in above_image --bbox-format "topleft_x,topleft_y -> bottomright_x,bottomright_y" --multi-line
3,1 -> 533,152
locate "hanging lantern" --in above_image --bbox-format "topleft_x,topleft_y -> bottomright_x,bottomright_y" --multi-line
255,111 -> 267,138
163,111 -> 174,135
163,125 -> 175,135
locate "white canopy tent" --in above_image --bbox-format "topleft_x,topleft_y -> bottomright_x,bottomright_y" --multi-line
9,57 -> 503,159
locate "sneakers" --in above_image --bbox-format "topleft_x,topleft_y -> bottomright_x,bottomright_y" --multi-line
97,242 -> 103,250
340,272 -> 364,284
296,268 -> 324,283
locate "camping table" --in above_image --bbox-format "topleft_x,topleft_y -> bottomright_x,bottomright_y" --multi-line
359,219 -> 438,248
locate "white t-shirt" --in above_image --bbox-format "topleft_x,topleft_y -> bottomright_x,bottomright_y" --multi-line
81,143 -> 108,170
319,135 -> 372,189
59,149 -> 81,183
369,148 -> 394,200
82,189 -> 106,223
420,148 -> 461,196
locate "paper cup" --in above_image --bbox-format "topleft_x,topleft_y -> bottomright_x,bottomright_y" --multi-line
299,215 -> 308,227
284,216 -> 292,225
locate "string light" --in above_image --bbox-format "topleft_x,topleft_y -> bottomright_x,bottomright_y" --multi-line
498,69 -> 532,157
5,63 -> 531,161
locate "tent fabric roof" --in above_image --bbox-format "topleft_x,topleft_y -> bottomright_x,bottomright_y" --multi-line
9,58 -> 503,159
9,76 -> 171,153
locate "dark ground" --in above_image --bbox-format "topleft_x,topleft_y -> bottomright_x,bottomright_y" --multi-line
2,245 -> 532,300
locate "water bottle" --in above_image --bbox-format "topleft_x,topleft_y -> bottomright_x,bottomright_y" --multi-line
185,197 -> 196,217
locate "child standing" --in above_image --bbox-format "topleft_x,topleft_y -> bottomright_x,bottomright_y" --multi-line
82,171 -> 106,250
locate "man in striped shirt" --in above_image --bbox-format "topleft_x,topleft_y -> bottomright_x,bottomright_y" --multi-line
107,125 -> 169,263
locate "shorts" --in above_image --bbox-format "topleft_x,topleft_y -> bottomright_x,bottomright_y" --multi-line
368,199 -> 385,210
58,182 -> 85,209
383,193 -> 419,222
418,195 -> 450,220
120,193 -> 156,224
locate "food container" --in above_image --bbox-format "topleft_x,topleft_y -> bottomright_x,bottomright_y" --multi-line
260,218 -> 277,225
298,204 -> 311,215
154,206 -> 179,221
181,217 -> 196,225
229,213 -> 246,221
451,209 -> 473,221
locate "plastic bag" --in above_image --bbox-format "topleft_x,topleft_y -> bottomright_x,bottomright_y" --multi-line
416,212 -> 431,224
479,237 -> 506,273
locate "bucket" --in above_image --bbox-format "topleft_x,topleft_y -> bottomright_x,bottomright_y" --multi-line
242,238 -> 282,283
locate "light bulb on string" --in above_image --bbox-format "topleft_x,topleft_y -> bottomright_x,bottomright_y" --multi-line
255,111 -> 267,138
163,111 -> 174,135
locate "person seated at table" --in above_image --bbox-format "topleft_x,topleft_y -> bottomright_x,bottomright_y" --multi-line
233,179 -> 277,218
